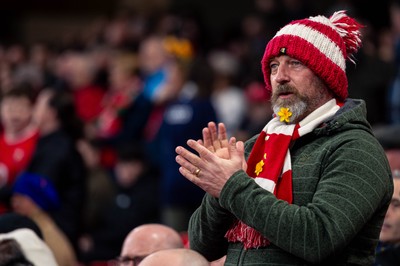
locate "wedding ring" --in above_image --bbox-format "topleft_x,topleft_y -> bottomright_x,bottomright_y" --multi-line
193,168 -> 201,177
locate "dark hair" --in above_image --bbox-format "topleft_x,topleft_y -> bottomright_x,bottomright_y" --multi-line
47,88 -> 84,141
0,238 -> 34,266
116,142 -> 146,163
0,83 -> 36,104
188,55 -> 214,99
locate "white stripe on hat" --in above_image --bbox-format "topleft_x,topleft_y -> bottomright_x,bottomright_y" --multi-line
274,23 -> 345,70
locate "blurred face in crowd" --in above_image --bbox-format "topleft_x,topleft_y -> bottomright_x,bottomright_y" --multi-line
119,224 -> 183,266
0,96 -> 32,134
269,55 -> 332,124
380,177 -> 400,244
138,37 -> 168,75
139,249 -> 210,266
115,160 -> 143,188
380,149 -> 400,244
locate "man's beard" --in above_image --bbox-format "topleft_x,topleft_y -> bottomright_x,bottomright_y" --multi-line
271,84 -> 309,124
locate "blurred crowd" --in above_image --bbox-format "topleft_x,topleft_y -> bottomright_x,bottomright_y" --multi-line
0,0 -> 399,265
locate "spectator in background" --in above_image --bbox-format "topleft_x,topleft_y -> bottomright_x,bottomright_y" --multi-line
0,84 -> 39,213
12,43 -> 56,93
138,35 -> 185,170
387,0 -> 400,124
208,50 -> 247,137
346,23 -> 396,126
94,52 -> 146,142
0,238 -> 34,266
76,139 -> 115,236
138,35 -> 178,105
0,228 -> 57,266
78,143 -> 160,263
374,125 -> 400,265
62,51 -> 106,124
155,41 -> 217,232
115,223 -> 184,266
27,87 -> 87,254
91,51 -> 152,168
11,172 -> 78,266
139,248 -> 210,266
235,80 -> 273,141
0,212 -> 42,239
0,213 -> 55,265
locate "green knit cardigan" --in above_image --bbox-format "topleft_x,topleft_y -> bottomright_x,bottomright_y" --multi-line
188,99 -> 393,266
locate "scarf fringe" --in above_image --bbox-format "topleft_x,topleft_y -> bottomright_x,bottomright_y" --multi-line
225,220 -> 270,249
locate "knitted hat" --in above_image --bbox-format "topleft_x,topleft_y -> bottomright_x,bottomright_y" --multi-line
13,172 -> 61,212
261,10 -> 363,100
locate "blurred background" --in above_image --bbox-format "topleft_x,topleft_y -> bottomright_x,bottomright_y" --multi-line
0,0 -> 399,265
0,0 -> 392,47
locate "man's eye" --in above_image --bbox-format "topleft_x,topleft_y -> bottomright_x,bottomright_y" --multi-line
269,63 -> 278,71
290,60 -> 302,66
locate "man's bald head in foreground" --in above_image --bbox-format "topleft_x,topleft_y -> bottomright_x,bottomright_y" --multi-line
120,223 -> 184,263
139,248 -> 209,266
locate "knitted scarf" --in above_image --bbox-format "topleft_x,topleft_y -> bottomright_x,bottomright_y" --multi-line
225,99 -> 343,249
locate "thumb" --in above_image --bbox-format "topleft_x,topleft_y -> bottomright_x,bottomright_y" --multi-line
229,137 -> 244,164
235,140 -> 247,171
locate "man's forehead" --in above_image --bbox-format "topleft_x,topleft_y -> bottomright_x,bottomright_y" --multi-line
270,54 -> 299,62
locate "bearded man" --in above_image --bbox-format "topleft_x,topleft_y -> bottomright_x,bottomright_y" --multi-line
175,10 -> 393,265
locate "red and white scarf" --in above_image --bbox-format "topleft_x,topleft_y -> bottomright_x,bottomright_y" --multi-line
225,99 -> 343,249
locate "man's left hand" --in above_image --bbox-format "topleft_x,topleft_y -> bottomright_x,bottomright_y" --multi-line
175,137 -> 245,198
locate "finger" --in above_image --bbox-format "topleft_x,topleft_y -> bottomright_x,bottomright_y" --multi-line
228,137 -> 237,155
218,123 -> 229,148
179,166 -> 202,184
175,145 -> 203,167
175,154 -> 200,175
208,122 -> 221,150
229,137 -> 246,165
235,140 -> 245,154
232,139 -> 248,171
202,127 -> 214,152
187,139 -> 216,162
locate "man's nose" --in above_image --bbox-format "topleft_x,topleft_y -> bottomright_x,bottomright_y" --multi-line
273,65 -> 290,84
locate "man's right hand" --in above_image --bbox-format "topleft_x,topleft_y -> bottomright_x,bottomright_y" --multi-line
200,122 -> 230,159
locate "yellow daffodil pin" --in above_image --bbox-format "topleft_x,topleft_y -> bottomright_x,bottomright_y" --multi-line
277,107 -> 292,123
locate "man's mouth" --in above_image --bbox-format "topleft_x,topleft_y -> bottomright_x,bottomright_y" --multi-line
278,91 -> 294,98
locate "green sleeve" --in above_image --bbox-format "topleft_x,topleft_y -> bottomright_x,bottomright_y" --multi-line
188,134 -> 258,261
218,133 -> 392,263
188,193 -> 236,261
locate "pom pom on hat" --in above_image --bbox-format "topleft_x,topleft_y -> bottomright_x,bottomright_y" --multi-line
13,172 -> 61,212
261,10 -> 363,100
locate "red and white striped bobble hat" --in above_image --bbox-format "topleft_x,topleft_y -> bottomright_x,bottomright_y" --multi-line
261,10 -> 363,101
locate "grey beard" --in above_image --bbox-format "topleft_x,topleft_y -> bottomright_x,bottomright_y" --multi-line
273,100 -> 307,124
